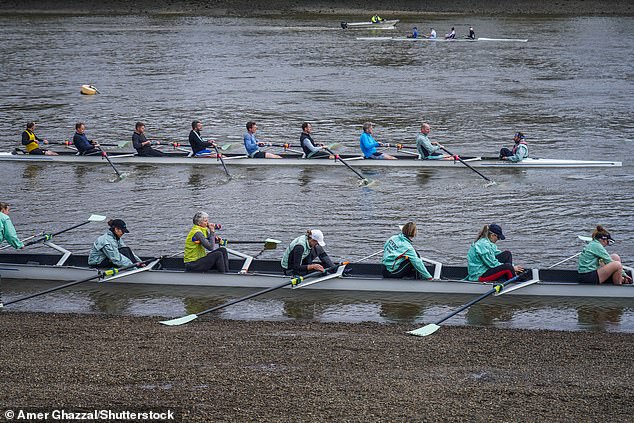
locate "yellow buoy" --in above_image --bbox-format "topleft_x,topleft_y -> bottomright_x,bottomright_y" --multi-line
80,84 -> 99,95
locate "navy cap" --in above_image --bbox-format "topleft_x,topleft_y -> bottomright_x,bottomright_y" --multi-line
489,223 -> 505,240
110,219 -> 129,233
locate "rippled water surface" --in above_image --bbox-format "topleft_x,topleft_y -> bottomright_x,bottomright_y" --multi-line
1,14 -> 633,331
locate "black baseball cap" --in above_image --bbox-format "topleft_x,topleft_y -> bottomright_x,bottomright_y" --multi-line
489,223 -> 505,240
110,219 -> 129,233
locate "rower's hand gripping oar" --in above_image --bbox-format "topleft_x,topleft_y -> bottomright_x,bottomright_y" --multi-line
407,270 -> 529,337
0,257 -> 162,308
323,147 -> 371,186
159,264 -> 344,326
439,146 -> 496,186
21,214 -> 107,248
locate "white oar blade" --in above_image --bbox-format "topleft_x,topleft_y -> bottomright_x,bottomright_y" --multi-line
264,238 -> 282,244
578,235 -> 592,242
88,214 -> 107,222
159,314 -> 198,326
117,140 -> 131,148
407,323 -> 441,337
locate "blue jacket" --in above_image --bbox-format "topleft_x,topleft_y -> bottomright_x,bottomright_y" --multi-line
0,212 -> 23,249
244,133 -> 260,156
73,132 -> 93,154
382,233 -> 432,279
88,230 -> 140,267
360,132 -> 379,158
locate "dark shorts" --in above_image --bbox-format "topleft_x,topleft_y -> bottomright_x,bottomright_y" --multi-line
251,151 -> 266,159
366,152 -> 385,160
28,148 -> 46,155
578,271 -> 599,284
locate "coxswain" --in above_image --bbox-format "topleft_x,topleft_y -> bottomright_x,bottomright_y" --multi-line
382,222 -> 433,279
499,132 -> 529,162
132,121 -> 164,157
0,202 -> 24,250
300,122 -> 331,159
243,121 -> 282,159
578,225 -> 632,285
72,122 -> 100,155
88,219 -> 142,268
466,224 -> 524,282
360,122 -> 396,160
188,120 -> 218,157
183,211 -> 229,273
281,230 -> 335,276
21,122 -> 57,156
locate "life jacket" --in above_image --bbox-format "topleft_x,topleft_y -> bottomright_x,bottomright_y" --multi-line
512,141 -> 529,157
281,235 -> 311,270
300,132 -> 315,156
22,130 -> 39,153
184,225 -> 210,263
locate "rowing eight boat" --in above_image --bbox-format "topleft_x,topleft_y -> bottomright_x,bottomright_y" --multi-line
356,36 -> 529,42
0,151 -> 621,168
1,252 -> 632,298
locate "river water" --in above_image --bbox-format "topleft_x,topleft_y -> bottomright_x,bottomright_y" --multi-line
0,14 -> 633,332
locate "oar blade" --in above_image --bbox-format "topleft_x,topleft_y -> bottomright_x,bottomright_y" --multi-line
159,314 -> 199,326
578,235 -> 592,242
117,140 -> 131,148
220,143 -> 234,151
407,323 -> 441,337
88,214 -> 107,222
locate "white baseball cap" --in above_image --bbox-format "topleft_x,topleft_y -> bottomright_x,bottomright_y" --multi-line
310,229 -> 326,247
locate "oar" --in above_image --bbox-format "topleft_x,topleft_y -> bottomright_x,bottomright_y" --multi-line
99,148 -> 124,180
169,142 -> 233,152
0,231 -> 44,250
22,214 -> 107,248
211,143 -> 231,178
219,238 -> 282,258
1,257 -> 160,308
159,264 -> 340,326
439,146 -> 496,186
407,270 -> 528,337
57,141 -> 130,148
324,147 -> 370,186
352,250 -> 383,263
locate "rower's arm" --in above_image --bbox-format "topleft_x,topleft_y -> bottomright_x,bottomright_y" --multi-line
193,231 -> 216,251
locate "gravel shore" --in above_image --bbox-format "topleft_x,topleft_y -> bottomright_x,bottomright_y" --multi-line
1,312 -> 632,422
0,0 -> 632,16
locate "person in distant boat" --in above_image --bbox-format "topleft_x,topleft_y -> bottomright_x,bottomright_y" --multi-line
132,122 -> 164,157
467,26 -> 476,40
72,122 -> 100,155
445,27 -> 456,39
500,132 -> 529,162
415,123 -> 451,160
360,122 -> 396,160
371,14 -> 384,23
407,26 -> 418,39
577,225 -> 632,285
300,122 -> 331,159
184,211 -> 229,273
281,229 -> 335,276
243,121 -> 282,159
467,223 -> 524,282
0,202 -> 24,250
21,122 -> 57,156
382,222 -> 433,280
88,219 -> 142,268
188,120 -> 217,157
428,28 -> 437,39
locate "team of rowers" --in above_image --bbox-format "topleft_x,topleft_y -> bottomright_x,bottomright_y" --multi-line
407,25 -> 476,40
17,120 -> 530,162
1,203 -> 630,285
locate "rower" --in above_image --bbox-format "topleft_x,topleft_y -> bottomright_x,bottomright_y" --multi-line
184,211 -> 229,273
0,202 -> 24,250
428,28 -> 437,39
382,222 -> 432,279
467,26 -> 476,40
500,132 -> 529,162
360,122 -> 396,160
445,27 -> 456,39
415,123 -> 451,160
72,122 -> 100,155
407,26 -> 418,39
371,14 -> 384,23
243,121 -> 282,159
21,122 -> 58,156
281,229 -> 334,276
88,219 -> 142,268
132,121 -> 164,157
578,225 -> 632,285
188,120 -> 217,157
300,122 -> 331,159
467,224 -> 524,282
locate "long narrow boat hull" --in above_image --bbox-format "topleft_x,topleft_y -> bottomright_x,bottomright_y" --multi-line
0,152 -> 621,168
342,20 -> 399,30
357,36 -> 528,42
1,254 -> 632,298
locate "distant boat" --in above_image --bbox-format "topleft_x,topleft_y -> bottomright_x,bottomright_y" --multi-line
341,19 -> 399,30
356,36 -> 528,42
80,84 -> 99,95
